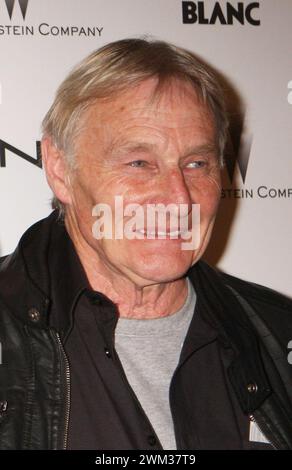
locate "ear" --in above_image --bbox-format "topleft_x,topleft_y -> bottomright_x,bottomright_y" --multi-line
41,137 -> 72,205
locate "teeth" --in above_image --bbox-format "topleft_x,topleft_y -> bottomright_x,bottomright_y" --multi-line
137,229 -> 181,236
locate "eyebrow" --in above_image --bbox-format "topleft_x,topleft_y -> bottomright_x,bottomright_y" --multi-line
107,140 -> 218,160
107,141 -> 156,158
120,142 -> 155,153
181,142 -> 218,158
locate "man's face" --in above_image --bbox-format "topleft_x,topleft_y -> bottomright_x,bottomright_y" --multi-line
66,78 -> 221,286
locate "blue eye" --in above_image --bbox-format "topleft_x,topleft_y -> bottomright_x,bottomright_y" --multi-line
185,161 -> 206,169
128,160 -> 147,167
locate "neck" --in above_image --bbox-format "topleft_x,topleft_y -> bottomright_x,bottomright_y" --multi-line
65,214 -> 188,320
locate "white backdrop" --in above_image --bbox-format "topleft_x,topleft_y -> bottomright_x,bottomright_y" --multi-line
0,0 -> 291,296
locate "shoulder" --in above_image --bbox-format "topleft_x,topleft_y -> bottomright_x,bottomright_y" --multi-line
219,269 -> 292,311
196,260 -> 292,309
215,266 -> 292,345
193,260 -> 292,344
0,255 -> 9,267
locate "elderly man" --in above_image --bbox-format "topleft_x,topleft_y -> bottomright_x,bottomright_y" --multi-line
0,38 -> 292,451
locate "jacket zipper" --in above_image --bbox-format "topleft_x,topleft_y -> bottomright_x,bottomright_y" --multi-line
249,414 -> 278,449
55,330 -> 162,450
55,331 -> 71,450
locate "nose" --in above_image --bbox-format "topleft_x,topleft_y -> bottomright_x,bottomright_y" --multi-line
161,167 -> 193,208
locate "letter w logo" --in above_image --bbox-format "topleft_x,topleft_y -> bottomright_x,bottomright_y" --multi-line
225,119 -> 252,184
225,136 -> 252,184
3,0 -> 29,20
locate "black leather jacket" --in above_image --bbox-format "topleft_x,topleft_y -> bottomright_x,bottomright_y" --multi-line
0,211 -> 292,449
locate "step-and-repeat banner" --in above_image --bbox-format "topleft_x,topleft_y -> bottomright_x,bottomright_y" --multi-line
0,0 -> 291,296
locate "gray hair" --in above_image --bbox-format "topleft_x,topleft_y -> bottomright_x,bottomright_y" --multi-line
42,38 -> 229,217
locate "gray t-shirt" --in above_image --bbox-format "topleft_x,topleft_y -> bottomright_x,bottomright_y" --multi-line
115,277 -> 196,450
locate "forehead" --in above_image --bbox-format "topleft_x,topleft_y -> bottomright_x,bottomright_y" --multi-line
76,79 -> 216,156
85,78 -> 213,129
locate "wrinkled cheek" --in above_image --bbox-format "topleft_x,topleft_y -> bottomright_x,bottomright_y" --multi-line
207,189 -> 221,217
191,184 -> 221,223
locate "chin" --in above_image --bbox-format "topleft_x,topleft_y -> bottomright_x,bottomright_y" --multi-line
130,252 -> 194,285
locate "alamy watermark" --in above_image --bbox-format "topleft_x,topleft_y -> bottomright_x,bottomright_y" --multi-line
92,196 -> 200,250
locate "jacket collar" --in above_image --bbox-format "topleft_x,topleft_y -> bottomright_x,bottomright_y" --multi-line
0,210 -> 88,330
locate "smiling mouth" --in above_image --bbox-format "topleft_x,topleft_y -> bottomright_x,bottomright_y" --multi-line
135,229 -> 188,238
